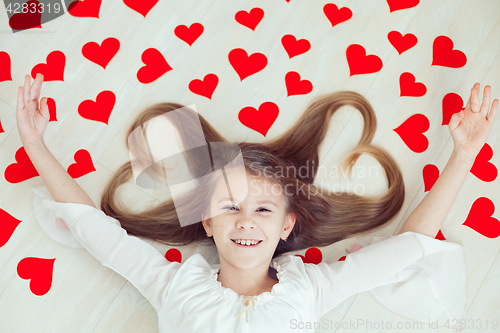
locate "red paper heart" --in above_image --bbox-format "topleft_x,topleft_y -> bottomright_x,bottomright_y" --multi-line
323,3 -> 352,27
0,209 -> 22,247
9,0 -> 42,30
123,0 -> 158,17
423,164 -> 439,192
31,51 -> 65,81
165,249 -> 182,263
47,97 -> 57,122
431,35 -> 467,68
463,197 -> 500,238
68,0 -> 101,18
0,52 -> 12,82
386,0 -> 420,12
281,35 -> 310,59
238,102 -> 279,137
17,257 -> 55,296
285,71 -> 312,97
346,44 -> 383,76
393,114 -> 429,153
174,23 -> 204,46
470,143 -> 497,182
399,72 -> 426,97
82,38 -> 120,69
234,8 -> 264,31
137,48 -> 172,84
442,93 -> 464,125
67,149 -> 96,178
4,147 -> 39,183
388,31 -> 417,54
295,248 -> 322,265
228,48 -> 268,81
435,230 -> 446,241
338,255 -> 346,261
189,74 -> 218,99
0,121 -> 4,133
78,90 -> 116,124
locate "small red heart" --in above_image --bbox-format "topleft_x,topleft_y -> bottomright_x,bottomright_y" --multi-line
137,48 -> 172,84
281,34 -> 311,59
338,255 -> 346,261
435,230 -> 446,241
31,51 -> 66,81
470,143 -> 497,182
68,0 -> 102,18
386,0 -> 420,12
238,102 -> 279,137
174,23 -> 204,46
423,164 -> 439,192
82,37 -> 120,69
67,149 -> 97,178
346,44 -> 383,76
189,74 -> 218,99
123,0 -> 158,17
285,71 -> 312,97
442,93 -> 464,125
235,8 -> 264,31
296,248 -> 322,265
0,209 -> 22,247
4,147 -> 39,183
228,48 -> 268,81
17,257 -> 55,296
388,31 -> 417,54
165,249 -> 182,263
400,72 -> 426,97
0,121 -> 4,133
323,3 -> 352,27
431,35 -> 467,68
393,114 -> 429,153
463,197 -> 500,238
0,52 -> 12,82
78,90 -> 116,124
47,98 -> 57,122
9,0 -> 42,30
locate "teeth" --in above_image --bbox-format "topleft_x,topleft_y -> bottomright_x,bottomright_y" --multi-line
234,239 -> 259,245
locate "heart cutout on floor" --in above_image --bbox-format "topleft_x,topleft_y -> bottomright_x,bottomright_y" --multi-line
82,37 -> 120,69
68,0 -> 102,18
470,143 -> 497,182
393,113 -> 429,153
165,249 -> 182,263
67,149 -> 97,178
137,48 -> 172,84
463,197 -> 500,238
78,90 -> 116,124
323,3 -> 352,27
175,23 -> 204,46
423,164 -> 439,192
189,74 -> 218,99
17,257 -> 55,296
386,0 -> 420,12
0,52 -> 12,82
285,71 -> 312,97
281,35 -> 310,59
0,209 -> 22,247
295,247 -> 322,265
432,35 -> 467,68
228,48 -> 268,81
346,44 -> 383,76
400,72 -> 426,97
238,102 -> 279,137
31,51 -> 65,81
123,0 -> 159,17
9,0 -> 42,30
442,93 -> 464,125
388,31 -> 417,54
4,147 -> 39,183
235,8 -> 264,31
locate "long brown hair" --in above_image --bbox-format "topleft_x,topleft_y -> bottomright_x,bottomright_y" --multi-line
100,91 -> 405,259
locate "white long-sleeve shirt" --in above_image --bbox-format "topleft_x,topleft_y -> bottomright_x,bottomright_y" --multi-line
38,192 -> 466,333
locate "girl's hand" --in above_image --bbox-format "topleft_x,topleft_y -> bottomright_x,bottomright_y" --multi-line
16,73 -> 50,146
449,83 -> 498,159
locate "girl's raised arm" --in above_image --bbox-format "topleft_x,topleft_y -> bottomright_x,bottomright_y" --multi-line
16,73 -> 96,208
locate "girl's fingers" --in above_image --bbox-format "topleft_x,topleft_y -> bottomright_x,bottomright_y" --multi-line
487,99 -> 498,125
17,86 -> 24,112
470,83 -> 481,113
23,75 -> 30,105
30,73 -> 43,101
480,85 -> 491,117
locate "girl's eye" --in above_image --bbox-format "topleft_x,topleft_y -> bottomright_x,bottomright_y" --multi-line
257,207 -> 271,212
223,206 -> 271,212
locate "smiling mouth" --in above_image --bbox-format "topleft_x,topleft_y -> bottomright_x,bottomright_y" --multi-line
231,239 -> 263,247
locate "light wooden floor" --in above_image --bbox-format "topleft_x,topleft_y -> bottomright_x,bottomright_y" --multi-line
1,0 -> 500,332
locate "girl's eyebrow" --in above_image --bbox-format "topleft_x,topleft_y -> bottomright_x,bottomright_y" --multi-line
217,197 -> 278,208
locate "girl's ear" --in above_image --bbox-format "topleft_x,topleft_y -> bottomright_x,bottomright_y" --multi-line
283,213 -> 296,238
201,212 -> 211,233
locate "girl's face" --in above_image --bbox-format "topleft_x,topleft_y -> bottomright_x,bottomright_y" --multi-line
202,167 -> 295,269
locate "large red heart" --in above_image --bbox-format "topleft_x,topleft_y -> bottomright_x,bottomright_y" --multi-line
346,44 -> 383,76
165,249 -> 182,263
463,197 -> 500,238
17,257 -> 55,296
137,48 -> 172,84
386,0 -> 420,12
470,143 -> 497,182
399,72 -> 426,97
393,114 -> 429,153
31,51 -> 65,81
423,164 -> 439,192
295,248 -> 322,265
235,8 -> 264,31
82,38 -> 120,69
0,52 -> 11,82
281,35 -> 310,59
174,23 -> 204,46
238,102 -> 279,137
0,209 -> 22,247
442,93 -> 464,125
189,74 -> 218,99
285,71 -> 312,97
228,48 -> 267,81
431,35 -> 467,68
387,31 -> 417,54
67,149 -> 97,178
323,3 -> 352,27
68,0 -> 102,18
78,90 -> 116,124
9,0 -> 42,30
4,147 -> 39,183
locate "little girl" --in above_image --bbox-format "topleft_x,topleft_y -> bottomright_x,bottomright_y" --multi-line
17,73 -> 497,332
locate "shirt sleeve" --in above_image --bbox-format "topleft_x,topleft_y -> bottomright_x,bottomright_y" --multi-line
304,231 -> 466,325
41,197 -> 182,312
